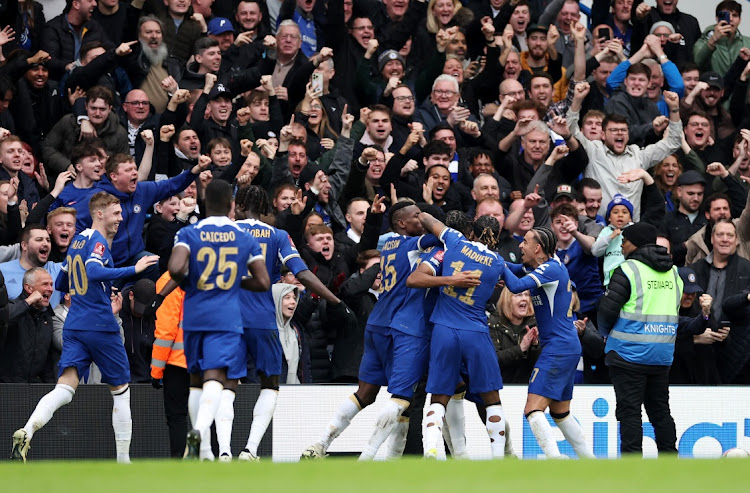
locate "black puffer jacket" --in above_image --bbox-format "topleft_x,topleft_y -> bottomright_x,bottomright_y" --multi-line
296,293 -> 332,383
598,244 -> 675,339
0,270 -> 9,349
719,291 -> 750,384
332,266 -> 378,382
42,14 -> 111,77
0,293 -> 56,383
121,285 -> 156,383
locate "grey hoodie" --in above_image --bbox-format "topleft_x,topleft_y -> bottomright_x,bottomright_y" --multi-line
272,283 -> 300,384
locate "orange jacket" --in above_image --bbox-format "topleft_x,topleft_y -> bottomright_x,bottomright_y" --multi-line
150,272 -> 186,379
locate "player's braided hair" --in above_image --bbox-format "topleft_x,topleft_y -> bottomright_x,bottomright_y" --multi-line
532,226 -> 557,257
235,185 -> 271,217
444,210 -> 472,237
472,215 -> 500,250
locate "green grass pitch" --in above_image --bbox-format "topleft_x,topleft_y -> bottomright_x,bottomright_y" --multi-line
1,456 -> 743,492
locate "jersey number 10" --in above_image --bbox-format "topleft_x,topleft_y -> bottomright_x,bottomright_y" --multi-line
67,255 -> 88,296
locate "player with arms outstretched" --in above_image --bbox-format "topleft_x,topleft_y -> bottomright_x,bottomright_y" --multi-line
302,201 -> 437,459
163,180 -> 270,460
419,213 -> 509,459
11,192 -> 159,463
502,227 -> 594,459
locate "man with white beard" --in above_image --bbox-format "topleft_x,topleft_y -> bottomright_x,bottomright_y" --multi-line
124,16 -> 184,113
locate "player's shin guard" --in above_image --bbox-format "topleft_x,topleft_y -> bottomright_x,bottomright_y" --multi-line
194,380 -> 223,459
111,385 -> 132,463
24,383 -> 75,440
188,387 -> 202,428
485,404 -> 507,459
215,389 -> 236,458
553,412 -> 594,459
359,398 -> 409,461
244,388 -> 278,457
423,403 -> 446,459
445,393 -> 468,459
319,394 -> 362,451
384,416 -> 409,460
526,410 -> 561,458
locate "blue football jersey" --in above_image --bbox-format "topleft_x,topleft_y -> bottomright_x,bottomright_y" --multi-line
235,218 -> 307,330
390,246 -> 444,339
367,234 -> 438,330
60,229 -> 137,332
175,216 -> 264,333
503,256 -> 581,354
556,239 -> 604,313
430,228 -> 504,332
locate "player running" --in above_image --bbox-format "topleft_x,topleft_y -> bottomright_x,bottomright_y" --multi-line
301,201 -> 437,460
162,180 -> 270,461
418,212 -> 509,459
502,227 -> 594,459
11,192 -> 159,463
220,186 -> 343,462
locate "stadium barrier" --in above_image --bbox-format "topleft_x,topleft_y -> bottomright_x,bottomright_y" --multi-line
3,384 -> 748,461
0,384 -> 271,460
272,385 -> 750,461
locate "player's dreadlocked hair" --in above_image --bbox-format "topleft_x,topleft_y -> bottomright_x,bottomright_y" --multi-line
532,226 -> 557,257
235,185 -> 271,218
472,215 -> 500,250
444,210 -> 472,237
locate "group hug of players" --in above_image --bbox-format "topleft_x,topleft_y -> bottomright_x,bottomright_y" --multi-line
10,179 -> 592,462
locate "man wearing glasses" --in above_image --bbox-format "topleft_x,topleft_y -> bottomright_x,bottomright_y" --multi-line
567,81 -> 683,221
414,74 -> 481,148
120,90 -> 159,167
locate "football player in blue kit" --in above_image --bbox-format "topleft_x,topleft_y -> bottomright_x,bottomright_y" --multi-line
220,186 -> 343,462
358,211 -> 480,461
164,180 -> 270,460
404,211 -> 478,459
11,192 -> 159,463
501,227 -> 594,459
302,201 -> 437,459
419,213 -> 510,460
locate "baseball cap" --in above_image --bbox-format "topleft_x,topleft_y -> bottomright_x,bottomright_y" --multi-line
131,279 -> 156,317
526,23 -> 548,36
676,170 -> 707,186
208,82 -> 232,100
552,184 -> 575,202
207,17 -> 235,36
700,71 -> 724,90
678,267 -> 703,294
377,50 -> 405,73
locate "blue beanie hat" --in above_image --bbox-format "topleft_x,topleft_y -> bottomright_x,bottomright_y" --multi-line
606,194 -> 634,222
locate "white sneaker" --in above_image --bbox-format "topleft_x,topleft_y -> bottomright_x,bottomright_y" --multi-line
300,443 -> 327,460
218,453 -> 232,463
238,449 -> 259,462
11,429 -> 30,462
424,448 -> 438,460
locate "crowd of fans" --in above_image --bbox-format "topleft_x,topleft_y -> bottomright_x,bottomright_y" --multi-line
0,0 -> 748,388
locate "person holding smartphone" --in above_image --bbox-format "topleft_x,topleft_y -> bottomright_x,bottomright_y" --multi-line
694,1 -> 750,75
